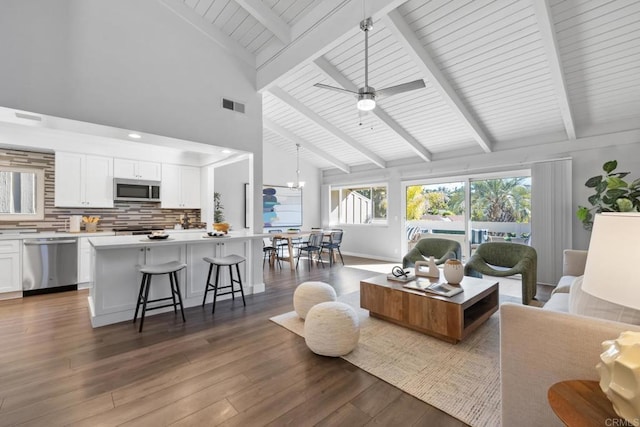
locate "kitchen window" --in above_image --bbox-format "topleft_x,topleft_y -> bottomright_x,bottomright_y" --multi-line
330,184 -> 387,225
0,166 -> 45,221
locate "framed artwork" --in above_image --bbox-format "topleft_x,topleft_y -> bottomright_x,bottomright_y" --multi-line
263,185 -> 302,228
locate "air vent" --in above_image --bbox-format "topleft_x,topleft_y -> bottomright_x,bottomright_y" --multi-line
15,112 -> 42,121
222,98 -> 245,114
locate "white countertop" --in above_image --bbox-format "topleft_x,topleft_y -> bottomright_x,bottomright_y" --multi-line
89,231 -> 264,249
0,231 -> 115,240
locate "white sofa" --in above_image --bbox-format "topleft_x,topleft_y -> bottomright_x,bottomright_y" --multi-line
538,249 -> 588,312
500,249 -> 640,426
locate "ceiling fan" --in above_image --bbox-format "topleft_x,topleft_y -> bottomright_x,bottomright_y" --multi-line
314,18 -> 426,112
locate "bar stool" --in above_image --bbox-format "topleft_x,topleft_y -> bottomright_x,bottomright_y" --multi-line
202,255 -> 246,314
133,260 -> 187,333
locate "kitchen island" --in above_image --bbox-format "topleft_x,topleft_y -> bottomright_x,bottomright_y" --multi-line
87,232 -> 265,327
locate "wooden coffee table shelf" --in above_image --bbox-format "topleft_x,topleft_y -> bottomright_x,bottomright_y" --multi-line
360,274 -> 499,343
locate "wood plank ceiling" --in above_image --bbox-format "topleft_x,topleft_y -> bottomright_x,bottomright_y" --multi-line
167,0 -> 640,172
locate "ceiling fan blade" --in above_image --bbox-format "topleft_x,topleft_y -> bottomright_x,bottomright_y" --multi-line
375,79 -> 426,98
313,83 -> 358,96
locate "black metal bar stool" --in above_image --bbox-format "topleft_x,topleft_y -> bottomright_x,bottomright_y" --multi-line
133,260 -> 187,332
202,254 -> 246,314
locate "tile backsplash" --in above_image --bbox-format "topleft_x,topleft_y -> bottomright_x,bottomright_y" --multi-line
0,148 -> 201,232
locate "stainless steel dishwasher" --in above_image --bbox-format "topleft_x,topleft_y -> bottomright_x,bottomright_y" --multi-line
23,237 -> 78,295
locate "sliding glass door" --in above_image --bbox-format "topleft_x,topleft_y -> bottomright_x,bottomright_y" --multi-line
404,171 -> 531,257
405,181 -> 467,254
470,176 -> 531,247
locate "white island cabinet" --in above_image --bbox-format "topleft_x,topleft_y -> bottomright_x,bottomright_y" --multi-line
88,232 -> 264,327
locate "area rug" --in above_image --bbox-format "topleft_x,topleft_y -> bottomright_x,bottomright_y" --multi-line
270,291 -> 517,427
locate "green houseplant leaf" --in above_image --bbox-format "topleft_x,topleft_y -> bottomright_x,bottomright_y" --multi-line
603,160 -> 618,174
606,177 -> 628,189
576,160 -> 640,230
585,176 -> 602,188
213,192 -> 225,223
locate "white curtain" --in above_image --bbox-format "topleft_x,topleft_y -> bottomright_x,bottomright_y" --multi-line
531,159 -> 572,285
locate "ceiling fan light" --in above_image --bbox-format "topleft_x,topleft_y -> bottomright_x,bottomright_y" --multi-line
357,95 -> 376,111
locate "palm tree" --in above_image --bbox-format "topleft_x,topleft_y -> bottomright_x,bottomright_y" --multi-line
471,178 -> 530,222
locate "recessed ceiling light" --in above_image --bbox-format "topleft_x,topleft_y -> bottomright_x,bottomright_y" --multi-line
128,133 -> 142,139
222,149 -> 232,154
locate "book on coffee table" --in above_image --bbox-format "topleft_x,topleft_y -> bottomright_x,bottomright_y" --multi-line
386,267 -> 415,282
404,279 -> 463,297
387,272 -> 416,282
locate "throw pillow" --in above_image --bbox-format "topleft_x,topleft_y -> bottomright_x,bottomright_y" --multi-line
569,275 -> 640,325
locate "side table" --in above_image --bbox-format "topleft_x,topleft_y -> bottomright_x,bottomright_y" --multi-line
548,380 -> 623,426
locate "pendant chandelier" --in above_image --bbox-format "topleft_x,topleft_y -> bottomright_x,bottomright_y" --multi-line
287,143 -> 305,190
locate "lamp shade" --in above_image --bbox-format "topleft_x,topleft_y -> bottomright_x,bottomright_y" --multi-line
582,212 -> 640,309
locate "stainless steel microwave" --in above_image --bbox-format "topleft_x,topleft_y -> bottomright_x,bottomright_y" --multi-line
114,179 -> 161,202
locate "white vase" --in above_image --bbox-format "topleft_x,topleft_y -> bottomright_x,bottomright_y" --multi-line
443,259 -> 464,285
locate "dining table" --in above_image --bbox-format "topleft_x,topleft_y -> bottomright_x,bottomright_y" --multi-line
269,230 -> 331,270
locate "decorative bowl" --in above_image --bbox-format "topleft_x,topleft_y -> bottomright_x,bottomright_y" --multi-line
147,234 -> 169,240
213,223 -> 230,233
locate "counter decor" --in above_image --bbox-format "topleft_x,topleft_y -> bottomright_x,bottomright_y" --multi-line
83,216 -> 99,232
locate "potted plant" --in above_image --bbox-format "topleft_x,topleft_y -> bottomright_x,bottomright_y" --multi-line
577,160 -> 640,230
213,192 -> 230,233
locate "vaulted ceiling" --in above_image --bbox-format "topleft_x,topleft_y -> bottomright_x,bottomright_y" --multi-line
163,0 -> 640,173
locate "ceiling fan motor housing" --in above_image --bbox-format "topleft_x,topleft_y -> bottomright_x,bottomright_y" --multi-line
360,18 -> 373,32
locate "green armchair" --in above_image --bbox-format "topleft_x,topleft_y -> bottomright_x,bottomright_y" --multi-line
464,242 -> 538,305
402,238 -> 462,269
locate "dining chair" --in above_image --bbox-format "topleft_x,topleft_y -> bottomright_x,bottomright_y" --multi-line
268,229 -> 287,258
296,232 -> 325,269
287,228 -> 303,253
322,230 -> 345,267
263,238 -> 280,268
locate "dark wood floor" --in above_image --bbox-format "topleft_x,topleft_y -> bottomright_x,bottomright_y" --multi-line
0,256 -> 552,426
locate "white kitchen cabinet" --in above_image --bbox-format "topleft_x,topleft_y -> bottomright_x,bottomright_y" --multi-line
0,240 -> 21,295
113,159 -> 161,181
161,164 -> 200,209
55,152 -> 114,208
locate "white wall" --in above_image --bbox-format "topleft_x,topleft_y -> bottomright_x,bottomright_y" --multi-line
263,141 -> 321,231
0,0 -> 260,152
323,135 -> 640,261
214,158 -> 251,231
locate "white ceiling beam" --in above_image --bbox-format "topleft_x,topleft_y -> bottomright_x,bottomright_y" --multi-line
532,0 -> 577,140
269,86 -> 386,169
313,57 -> 432,162
264,119 -> 351,173
383,10 -> 492,153
234,0 -> 292,45
158,0 -> 255,68
257,0 -> 408,91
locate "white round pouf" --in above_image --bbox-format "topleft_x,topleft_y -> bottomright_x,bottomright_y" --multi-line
293,281 -> 337,319
304,301 -> 360,357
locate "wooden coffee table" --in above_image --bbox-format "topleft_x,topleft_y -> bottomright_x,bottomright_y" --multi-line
360,274 -> 499,343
